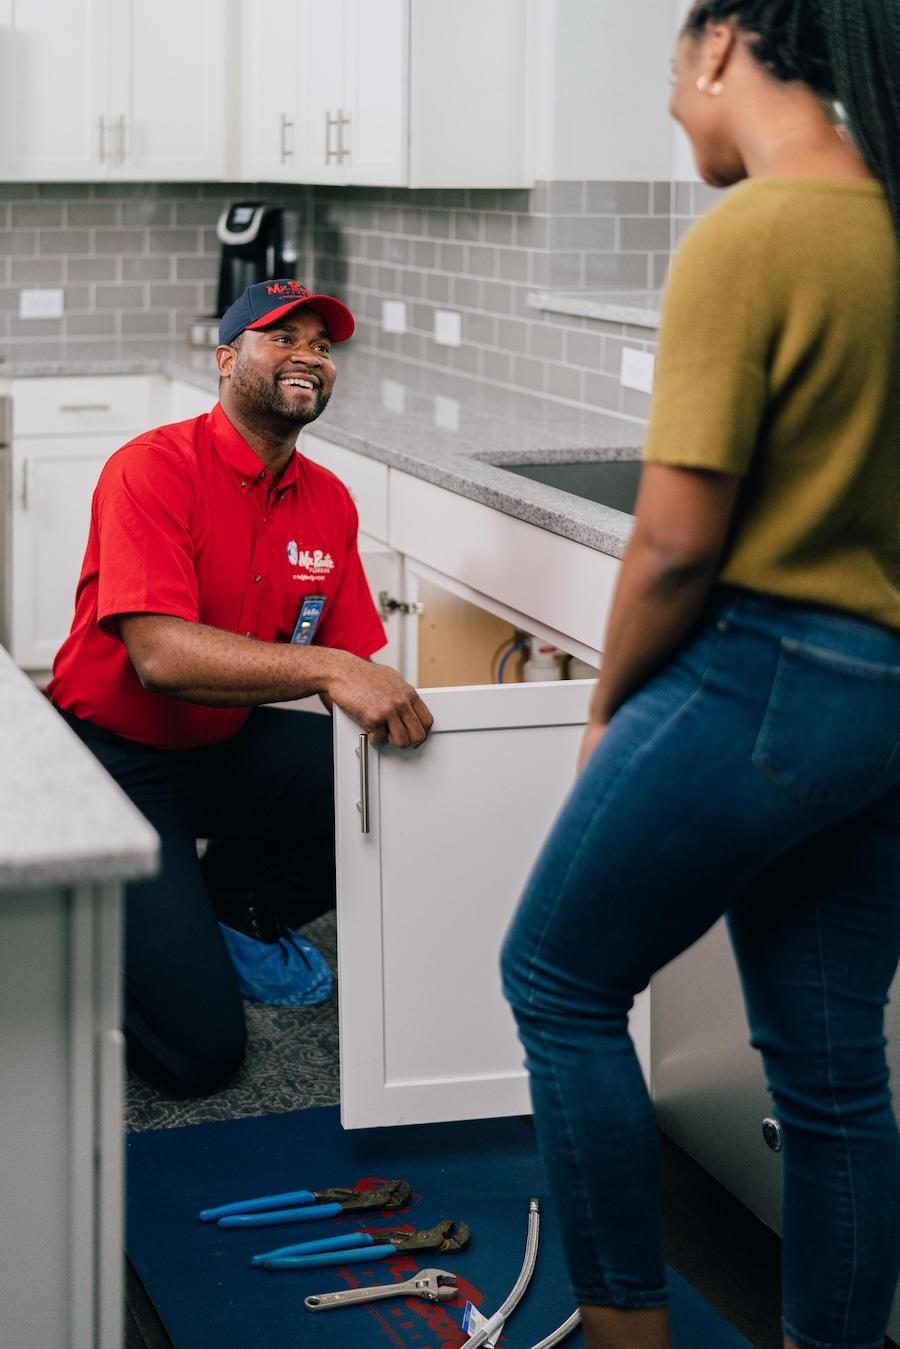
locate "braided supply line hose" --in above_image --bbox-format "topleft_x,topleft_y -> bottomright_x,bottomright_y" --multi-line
460,1198 -> 541,1349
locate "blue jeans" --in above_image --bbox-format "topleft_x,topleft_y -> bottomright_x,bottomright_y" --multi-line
501,587 -> 900,1349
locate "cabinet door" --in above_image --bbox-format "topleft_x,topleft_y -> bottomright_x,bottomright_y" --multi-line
334,680 -> 650,1129
238,0 -> 301,181
341,0 -> 406,186
10,437 -> 119,670
168,380 -> 215,423
1,0 -> 109,180
297,0 -> 347,184
111,0 -> 226,179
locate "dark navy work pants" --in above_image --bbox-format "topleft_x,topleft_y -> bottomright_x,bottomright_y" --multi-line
61,706 -> 335,1095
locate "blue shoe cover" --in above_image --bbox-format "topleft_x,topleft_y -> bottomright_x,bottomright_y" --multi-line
218,922 -> 333,1008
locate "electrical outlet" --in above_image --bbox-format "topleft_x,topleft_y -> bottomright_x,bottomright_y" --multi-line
619,347 -> 655,395
434,309 -> 461,347
433,394 -> 460,432
19,288 -> 64,319
381,300 -> 406,335
381,378 -> 406,414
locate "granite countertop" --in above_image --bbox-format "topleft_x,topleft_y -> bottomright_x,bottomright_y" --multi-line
0,647 -> 158,890
0,339 -> 648,558
527,290 -> 662,329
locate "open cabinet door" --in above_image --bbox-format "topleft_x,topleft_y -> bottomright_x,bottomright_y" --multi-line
335,680 -> 650,1129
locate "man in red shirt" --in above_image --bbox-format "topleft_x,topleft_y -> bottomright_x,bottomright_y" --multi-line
48,279 -> 433,1094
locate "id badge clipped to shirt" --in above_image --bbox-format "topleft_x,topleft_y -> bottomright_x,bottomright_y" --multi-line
290,594 -> 326,645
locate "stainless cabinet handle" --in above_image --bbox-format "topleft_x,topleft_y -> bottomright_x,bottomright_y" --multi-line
115,114 -> 126,164
58,403 -> 112,413
280,112 -> 294,163
325,110 -> 340,165
355,733 -> 370,834
98,115 -> 108,164
20,459 -> 28,511
338,110 -> 351,164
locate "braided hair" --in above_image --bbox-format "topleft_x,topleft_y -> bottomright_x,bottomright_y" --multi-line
683,0 -> 900,233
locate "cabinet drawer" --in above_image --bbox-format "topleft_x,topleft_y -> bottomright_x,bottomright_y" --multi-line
300,433 -> 389,542
12,377 -> 158,437
389,471 -> 619,655
168,380 -> 216,423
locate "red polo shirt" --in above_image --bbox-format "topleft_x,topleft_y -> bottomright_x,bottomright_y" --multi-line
48,402 -> 386,748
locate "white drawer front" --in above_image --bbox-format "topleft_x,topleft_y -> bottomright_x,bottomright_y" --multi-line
168,380 -> 216,423
300,433 -> 389,543
389,471 -> 619,655
12,376 -> 157,437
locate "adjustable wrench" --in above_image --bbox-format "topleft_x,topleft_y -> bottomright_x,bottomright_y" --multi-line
305,1267 -> 458,1312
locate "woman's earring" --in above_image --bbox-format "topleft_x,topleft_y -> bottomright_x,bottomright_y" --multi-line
696,74 -> 724,95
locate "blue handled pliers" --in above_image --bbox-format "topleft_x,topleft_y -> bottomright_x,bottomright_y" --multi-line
198,1179 -> 411,1228
251,1219 -> 472,1270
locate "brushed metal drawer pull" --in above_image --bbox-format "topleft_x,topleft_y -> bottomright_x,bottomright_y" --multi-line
325,110 -> 340,165
280,112 -> 294,162
58,403 -> 113,413
20,459 -> 28,511
355,733 -> 370,835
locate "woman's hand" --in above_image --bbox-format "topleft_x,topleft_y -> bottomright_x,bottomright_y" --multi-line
577,720 -> 608,773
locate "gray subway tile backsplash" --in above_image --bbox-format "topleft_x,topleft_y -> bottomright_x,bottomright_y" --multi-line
3,176 -> 720,420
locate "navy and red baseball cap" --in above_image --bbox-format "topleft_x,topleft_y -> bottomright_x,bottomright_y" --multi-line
219,279 -> 355,346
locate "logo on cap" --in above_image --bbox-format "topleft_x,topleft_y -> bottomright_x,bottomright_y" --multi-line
266,282 -> 312,297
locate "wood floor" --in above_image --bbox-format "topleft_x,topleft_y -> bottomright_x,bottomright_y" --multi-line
125,1131 -> 791,1349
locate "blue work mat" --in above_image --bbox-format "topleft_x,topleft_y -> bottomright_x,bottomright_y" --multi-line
126,1106 -> 752,1348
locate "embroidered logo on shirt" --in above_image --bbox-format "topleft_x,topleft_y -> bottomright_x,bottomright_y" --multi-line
286,539 -> 335,579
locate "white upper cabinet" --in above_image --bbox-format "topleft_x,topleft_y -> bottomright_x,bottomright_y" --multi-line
0,0 -> 109,180
1,0 -> 532,186
240,0 -> 534,188
111,0 -> 227,180
0,0 -> 227,181
238,0 -> 303,182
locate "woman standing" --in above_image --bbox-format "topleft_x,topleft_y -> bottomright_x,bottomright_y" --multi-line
501,4 -> 900,1348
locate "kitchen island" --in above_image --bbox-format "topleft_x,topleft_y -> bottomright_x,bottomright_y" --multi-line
0,644 -> 157,1349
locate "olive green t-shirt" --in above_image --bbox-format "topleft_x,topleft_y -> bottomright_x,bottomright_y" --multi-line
643,178 -> 900,631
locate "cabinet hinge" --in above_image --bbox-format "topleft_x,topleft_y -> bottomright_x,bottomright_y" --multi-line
378,591 -> 424,620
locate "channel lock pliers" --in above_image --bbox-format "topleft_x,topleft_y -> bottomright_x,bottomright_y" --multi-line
198,1179 -> 411,1228
251,1219 -> 471,1270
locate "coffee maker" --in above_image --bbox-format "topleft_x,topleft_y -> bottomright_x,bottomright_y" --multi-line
189,201 -> 294,347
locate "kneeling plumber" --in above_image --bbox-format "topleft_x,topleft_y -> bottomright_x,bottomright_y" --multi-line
47,279 -> 434,1094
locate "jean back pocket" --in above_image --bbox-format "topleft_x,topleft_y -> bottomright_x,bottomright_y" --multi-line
752,637 -> 900,805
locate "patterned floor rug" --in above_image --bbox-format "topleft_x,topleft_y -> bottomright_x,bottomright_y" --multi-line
125,913 -> 340,1133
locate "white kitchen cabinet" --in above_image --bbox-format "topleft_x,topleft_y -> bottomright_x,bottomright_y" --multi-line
298,0 -> 407,187
239,0 -> 534,188
108,0 -> 227,180
330,531 -> 649,1130
389,470 -> 614,668
0,649 -> 157,1349
0,0 -> 227,180
241,0 -> 405,188
237,0 -> 303,182
168,379 -> 216,423
334,681 -> 589,1128
0,0 -> 107,179
11,433 -> 123,670
301,431 -> 390,543
9,376 -> 161,671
